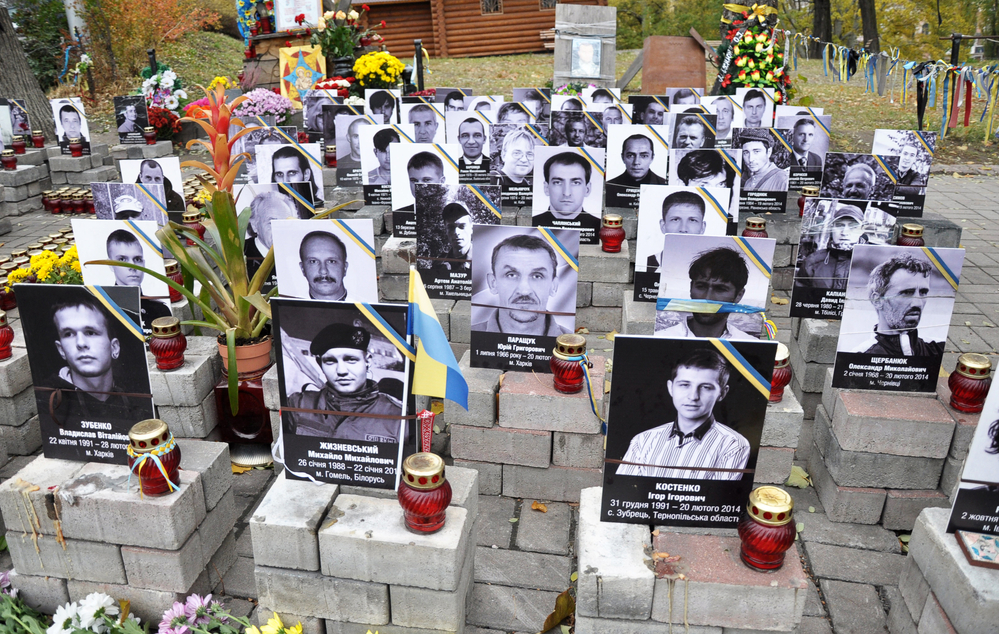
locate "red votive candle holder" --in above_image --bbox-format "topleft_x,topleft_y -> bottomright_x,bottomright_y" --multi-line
599,213 -> 625,253
550,333 -> 587,394
0,310 -> 13,360
948,353 -> 992,413
84,192 -> 95,214
897,223 -> 925,247
41,191 -> 54,213
1,150 -> 17,171
127,419 -> 182,497
738,486 -> 796,571
165,259 -> 185,302
143,127 -> 158,145
68,138 -> 83,158
0,279 -> 14,312
798,185 -> 819,218
770,343 -> 791,403
31,131 -> 45,149
398,452 -> 452,533
149,316 -> 187,371
182,210 -> 206,246
325,145 -> 337,168
742,217 -> 768,238
10,136 -> 26,155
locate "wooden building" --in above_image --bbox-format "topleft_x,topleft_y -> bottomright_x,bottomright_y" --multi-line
361,0 -> 606,58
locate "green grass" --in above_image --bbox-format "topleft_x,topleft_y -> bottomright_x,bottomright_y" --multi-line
159,30 -> 247,89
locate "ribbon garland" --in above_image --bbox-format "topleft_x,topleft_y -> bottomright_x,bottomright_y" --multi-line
127,436 -> 180,496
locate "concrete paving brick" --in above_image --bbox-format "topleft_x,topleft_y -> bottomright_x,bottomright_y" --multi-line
917,593 -> 957,634
0,414 -> 41,455
450,300 -> 470,344
389,552 -> 473,630
453,459 -> 502,495
157,391 -> 219,439
379,236 -> 415,274
575,616 -> 722,634
831,391 -> 956,459
940,455 -> 963,499
502,464 -> 601,503
0,347 -> 32,398
809,442 -> 886,525
0,455 -> 86,535
122,530 -> 203,592
804,542 -> 906,586
197,488 -> 237,564
514,500 -> 571,555
551,431 -> 604,469
7,532 -> 125,583
819,580 -> 886,634
579,243 -> 630,283
378,273 -> 406,300
881,489 -> 950,531
622,292 -> 656,335
446,351 -> 500,428
475,494 -> 515,548
8,571 -> 70,614
147,353 -> 218,407
466,582 -> 559,632
451,424 -> 551,468
175,438 -> 232,511
794,499 -> 900,553
791,375 -> 823,419
0,164 -> 50,184
497,358 -> 605,433
577,281 -> 592,307
789,340 -> 832,393
0,385 -> 37,427
318,494 -> 469,591
231,466 -> 275,498
797,617 -> 834,634
250,472 -> 339,571
67,580 -> 188,623
898,556 -> 930,626
761,390 -> 804,448
804,579 -> 825,617
576,305 -> 623,333
753,447 -> 795,484
473,546 -> 571,591
592,282 -> 628,306
887,601 -> 918,634
258,609 -> 325,634
262,364 -> 279,411
577,487 -> 654,620
255,565 -> 389,623
204,530 -> 238,591
795,319 -> 841,364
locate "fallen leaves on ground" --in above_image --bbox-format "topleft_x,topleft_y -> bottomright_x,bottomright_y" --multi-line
531,501 -> 548,513
540,588 -> 575,633
231,464 -> 252,474
785,465 -> 811,488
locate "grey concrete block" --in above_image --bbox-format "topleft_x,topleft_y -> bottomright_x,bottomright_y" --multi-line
147,353 -> 218,407
473,545 -> 571,591
445,350 -> 500,428
0,164 -> 50,184
502,464 -> 602,503
48,154 -> 91,173
262,363 -> 279,411
142,141 -> 174,158
809,436 -> 886,525
579,243 -> 631,283
475,495 -> 515,548
175,438 -> 232,511
0,384 -> 37,427
204,530 -> 238,591
8,571 -> 70,614
515,500 -> 571,555
622,292 -> 656,335
452,459 -> 501,495
788,339 -> 831,393
7,532 -> 125,583
753,447 -> 795,485
450,300 -> 470,344
67,166 -> 117,184
792,491 -> 900,553
197,488 -> 238,564
819,580 -> 886,634
250,472 -> 339,571
831,391 -> 956,459
880,489 -> 950,531
576,305 -> 622,333
378,273 -> 407,301
0,414 -> 41,455
0,455 -> 86,535
804,541 -> 906,586
761,390 -> 804,448
551,431 -> 604,469
258,609 -> 326,634
389,552 -> 473,630
575,616 -> 722,634
157,390 -> 219,439
466,583 -> 560,633
497,359 -> 605,434
380,236 -> 415,274
67,580 -> 188,623
122,530 -> 204,592
592,282 -> 628,307
795,318 -> 840,365
450,424 -> 551,468
940,455 -> 963,500
577,281 -> 592,307
255,565 -> 389,623
898,555 -> 930,623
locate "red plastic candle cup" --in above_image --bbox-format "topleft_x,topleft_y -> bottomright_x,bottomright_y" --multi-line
798,185 -> 819,218
325,145 -> 337,168
738,486 -> 796,571
599,213 -> 625,253
84,193 -> 95,214
770,343 -> 791,403
143,126 -> 158,145
182,210 -> 206,246
948,353 -> 992,413
68,138 -> 83,158
742,216 -> 768,238
165,259 -> 184,303
897,223 -> 925,247
31,131 -> 45,149
550,333 -> 587,394
0,311 -> 13,360
149,316 -> 187,371
41,191 -> 54,213
128,419 -> 182,496
10,136 -> 26,155
71,193 -> 85,214
398,452 -> 452,533
1,150 -> 16,171
0,279 -> 14,312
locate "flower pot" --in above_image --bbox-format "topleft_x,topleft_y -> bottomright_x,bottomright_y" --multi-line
327,56 -> 355,79
218,336 -> 272,379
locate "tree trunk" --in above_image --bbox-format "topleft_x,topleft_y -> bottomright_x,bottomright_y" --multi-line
0,7 -> 56,141
810,0 -> 832,57
858,0 -> 880,54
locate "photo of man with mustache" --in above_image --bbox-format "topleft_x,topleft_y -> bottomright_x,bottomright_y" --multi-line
298,231 -> 350,301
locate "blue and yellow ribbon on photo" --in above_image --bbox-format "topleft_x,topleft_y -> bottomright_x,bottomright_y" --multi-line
731,237 -> 771,279
433,144 -> 461,174
136,183 -> 168,218
391,124 -> 415,143
716,149 -> 742,177
915,131 -> 936,156
769,128 -> 792,153
278,183 -> 315,214
577,147 -> 605,177
124,220 -> 162,256
921,247 -> 959,290
468,185 -> 501,219
693,113 -> 717,136
86,285 -> 145,341
873,154 -> 899,184
525,125 -> 549,145
582,111 -> 604,134
537,227 -> 579,272
696,186 -> 730,223
355,302 -> 417,362
710,338 -> 772,399
656,297 -> 765,314
332,219 -> 375,259
257,118 -> 323,170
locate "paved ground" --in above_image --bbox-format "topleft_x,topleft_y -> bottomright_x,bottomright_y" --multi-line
1,171 -> 996,633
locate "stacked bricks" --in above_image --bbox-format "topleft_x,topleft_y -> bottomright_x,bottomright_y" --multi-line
1,316 -> 41,456
0,150 -> 50,217
574,486 -> 808,633
788,317 -> 839,463
109,140 -> 175,170
2,441 -> 237,620
46,144 -> 116,187
147,335 -> 223,439
888,507 -> 999,634
755,390 -> 806,486
251,469 -> 479,634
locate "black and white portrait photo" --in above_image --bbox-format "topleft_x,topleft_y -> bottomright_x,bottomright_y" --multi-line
495,102 -> 534,125
531,146 -> 604,245
489,124 -> 542,208
366,89 -> 400,125
271,218 -> 378,303
605,125 -> 669,208
670,113 -> 718,149
416,183 -> 501,300
119,157 -> 186,216
628,95 -> 669,125
91,183 -> 168,226
654,234 -> 775,340
832,244 -> 964,391
359,124 -> 414,207
464,95 -> 504,115
255,143 -> 325,203
583,87 -> 621,106
598,103 -> 633,128
668,148 -> 743,222
402,103 -> 446,144
872,129 -> 937,216
703,96 -> 743,145
272,298 -> 414,488
790,198 -> 896,319
736,87 -> 775,128
633,185 -> 731,301
18,284 -> 154,464
445,112 -> 492,184
470,225 -> 579,371
7,99 -> 31,137
570,37 -> 602,78
436,88 -> 473,110
551,94 -> 586,112
236,182 -> 317,291
948,385 -> 999,533
51,98 -> 91,155
72,219 -> 172,334
113,95 -> 150,144
230,120 -> 292,184
513,88 -> 551,121
334,114 -> 380,187
776,114 -> 832,191
601,336 -> 776,527
389,141 -> 461,213
732,126 -> 791,215
820,153 -> 897,202
302,89 -> 343,136
0,104 -> 12,148
549,111 -> 603,149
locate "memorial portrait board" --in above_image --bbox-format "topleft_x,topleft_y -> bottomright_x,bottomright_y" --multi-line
489,124 -> 547,209
600,335 -> 777,527
570,37 -> 602,78
775,105 -> 823,118
303,89 -> 344,137
776,114 -> 832,191
470,225 -> 579,371
464,95 -> 505,114
668,148 -> 743,225
549,111 -> 604,148
871,129 -> 937,217
948,384 -> 999,534
820,153 -> 897,202
7,99 -> 31,137
236,182 -> 317,291
494,103 -> 535,126
230,118 -> 291,184
790,198 -> 896,319
51,98 -> 91,155
334,113 -> 381,187
445,111 -> 492,184
415,183 -> 501,300
605,125 -> 670,209
669,112 -> 718,150
531,145 -> 605,245
735,87 -> 775,128
119,157 -> 186,218
551,94 -> 588,112
436,88 -> 474,111
113,95 -> 150,144
271,218 -> 378,303
702,95 -> 743,147
628,95 -> 670,126
255,142 -> 325,203
18,284 -> 153,464
273,298 -> 415,489
654,234 -> 775,340
323,102 -> 368,151
597,103 -> 633,128
666,88 -> 704,109
634,185 -> 732,302
402,102 -> 447,144
0,104 -> 10,148
832,244 -> 964,391
388,142 -> 461,237
513,88 -> 552,121
732,127 -> 791,215
359,123 -> 414,207
365,89 -> 401,124
91,182 -> 168,227
582,87 -> 622,106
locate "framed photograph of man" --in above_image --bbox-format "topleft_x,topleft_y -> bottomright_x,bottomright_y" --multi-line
271,218 -> 377,302
359,124 -> 415,207
832,244 -> 964,391
633,185 -> 732,302
775,105 -> 823,118
334,114 -> 381,187
549,111 -> 603,148
470,224 -> 579,371
776,114 -> 832,191
436,89 -> 474,110
512,88 -> 551,121
666,88 -> 703,109
947,385 -> 999,534
598,104 -> 633,127
790,199 -> 897,319
670,112 -> 718,150
366,89 -> 401,125
872,129 -> 937,217
72,219 -> 172,335
820,153 -> 897,202
732,127 -> 791,215
236,182 -> 317,291
570,37 -> 602,78
531,146 -> 605,245
735,87 -> 775,128
302,89 -> 343,137
388,142 -> 461,237
323,104 -> 369,154
272,298 -> 415,488
416,183 -> 501,300
446,111 -> 492,184
402,102 -> 447,144
494,102 -> 535,126
654,234 -> 775,340
51,98 -> 91,155
582,87 -> 621,105
668,148 -> 743,225
489,124 -> 544,208
119,157 -> 186,217
230,119 -> 290,184
552,94 -> 587,113
628,96 -> 669,126
702,95 -> 743,146
113,95 -> 150,145
605,125 -> 669,209
7,99 -> 31,137
91,182 -> 168,226
255,142 -> 325,204
600,335 -> 777,527
18,284 -> 154,464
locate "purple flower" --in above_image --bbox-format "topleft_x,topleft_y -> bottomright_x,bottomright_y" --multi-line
233,89 -> 295,124
184,594 -> 212,626
159,602 -> 190,634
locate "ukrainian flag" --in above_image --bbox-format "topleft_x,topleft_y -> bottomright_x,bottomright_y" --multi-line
408,267 -> 469,409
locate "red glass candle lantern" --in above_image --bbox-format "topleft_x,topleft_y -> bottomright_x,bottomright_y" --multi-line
31,130 -> 45,149
948,353 -> 992,413
550,333 -> 587,394
149,317 -> 187,371
743,217 -> 768,238
250,24 -> 259,36
143,127 -> 158,145
798,185 -> 819,218
0,279 -> 14,312
10,136 -> 26,155
182,211 -> 206,246
325,145 -> 337,168
770,343 -> 791,403
165,259 -> 184,302
41,191 -> 54,213
598,213 -> 626,253
127,419 -> 182,497
84,192 -> 95,214
68,138 -> 84,158
898,223 -> 925,247
398,452 -> 452,533
1,150 -> 17,171
72,194 -> 85,214
0,311 -> 13,361
738,486 -> 796,571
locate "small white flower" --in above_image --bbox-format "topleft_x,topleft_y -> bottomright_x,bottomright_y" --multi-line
347,9 -> 358,19
48,602 -> 80,634
346,95 -> 364,105
79,592 -> 118,633
80,54 -> 92,64
163,95 -> 180,111
174,89 -> 187,100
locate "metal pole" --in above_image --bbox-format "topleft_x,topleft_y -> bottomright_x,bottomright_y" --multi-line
949,33 -> 961,66
414,39 -> 424,91
147,49 -> 158,74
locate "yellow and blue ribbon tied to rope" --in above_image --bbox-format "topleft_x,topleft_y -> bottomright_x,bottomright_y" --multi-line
709,338 -> 771,399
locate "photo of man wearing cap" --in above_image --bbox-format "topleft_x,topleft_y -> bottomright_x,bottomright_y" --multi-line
735,127 -> 789,192
91,183 -> 168,226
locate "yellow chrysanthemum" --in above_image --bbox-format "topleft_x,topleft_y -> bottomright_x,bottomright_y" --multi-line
260,615 -> 284,634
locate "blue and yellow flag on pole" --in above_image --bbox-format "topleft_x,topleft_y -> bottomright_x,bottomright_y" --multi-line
408,267 -> 469,409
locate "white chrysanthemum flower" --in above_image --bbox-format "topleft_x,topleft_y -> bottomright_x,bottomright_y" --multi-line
174,89 -> 188,100
164,95 -> 180,111
47,602 -> 80,634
